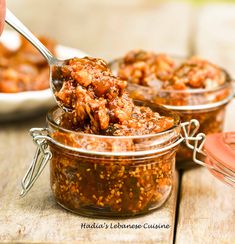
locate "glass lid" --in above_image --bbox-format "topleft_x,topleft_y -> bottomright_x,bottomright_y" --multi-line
193,132 -> 235,187
204,132 -> 235,172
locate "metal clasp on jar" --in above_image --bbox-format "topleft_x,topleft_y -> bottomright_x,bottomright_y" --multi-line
20,119 -> 206,197
20,128 -> 52,197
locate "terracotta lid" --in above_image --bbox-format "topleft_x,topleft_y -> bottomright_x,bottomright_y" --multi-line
204,132 -> 235,172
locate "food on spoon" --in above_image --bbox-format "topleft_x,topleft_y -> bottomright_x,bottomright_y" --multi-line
54,57 -> 174,136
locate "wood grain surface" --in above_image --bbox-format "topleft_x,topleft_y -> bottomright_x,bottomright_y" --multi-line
0,1 -> 193,243
175,4 -> 235,244
176,167 -> 235,244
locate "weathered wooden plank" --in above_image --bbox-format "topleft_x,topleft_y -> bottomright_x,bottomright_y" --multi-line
1,1 -> 193,243
176,167 -> 235,244
176,4 -> 235,244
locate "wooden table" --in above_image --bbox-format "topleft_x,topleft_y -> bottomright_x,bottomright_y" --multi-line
1,1 -> 235,243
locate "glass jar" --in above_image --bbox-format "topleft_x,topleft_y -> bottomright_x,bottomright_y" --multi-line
109,58 -> 234,167
21,102 -> 199,218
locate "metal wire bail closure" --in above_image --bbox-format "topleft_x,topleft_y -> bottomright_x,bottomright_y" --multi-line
20,128 -> 52,197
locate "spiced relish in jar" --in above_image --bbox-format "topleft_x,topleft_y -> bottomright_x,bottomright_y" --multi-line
111,50 -> 233,165
45,57 -> 182,217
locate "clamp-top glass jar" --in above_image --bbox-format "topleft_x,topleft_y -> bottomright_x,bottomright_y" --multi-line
109,55 -> 234,166
21,102 -> 199,218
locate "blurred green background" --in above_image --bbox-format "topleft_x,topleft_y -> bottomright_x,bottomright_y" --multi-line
177,0 -> 235,3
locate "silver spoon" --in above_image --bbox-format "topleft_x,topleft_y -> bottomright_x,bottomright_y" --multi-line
5,8 -> 72,111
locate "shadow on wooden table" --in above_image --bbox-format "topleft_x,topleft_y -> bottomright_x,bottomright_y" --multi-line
0,110 -> 47,129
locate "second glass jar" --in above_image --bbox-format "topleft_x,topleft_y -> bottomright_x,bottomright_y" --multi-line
110,58 -> 234,165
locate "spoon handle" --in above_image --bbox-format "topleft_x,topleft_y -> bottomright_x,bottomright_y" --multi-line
5,8 -> 56,64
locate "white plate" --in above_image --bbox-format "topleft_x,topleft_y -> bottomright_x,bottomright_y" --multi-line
0,30 -> 87,121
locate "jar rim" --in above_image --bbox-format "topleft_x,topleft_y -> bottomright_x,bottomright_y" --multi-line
45,102 -> 182,156
162,91 -> 233,111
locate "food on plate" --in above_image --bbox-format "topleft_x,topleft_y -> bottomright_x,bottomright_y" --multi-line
0,36 -> 56,93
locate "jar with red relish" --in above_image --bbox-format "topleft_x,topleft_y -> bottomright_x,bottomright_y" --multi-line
21,101 -> 202,217
110,51 -> 234,167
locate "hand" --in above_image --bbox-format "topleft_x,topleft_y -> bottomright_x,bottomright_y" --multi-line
0,0 -> 5,35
